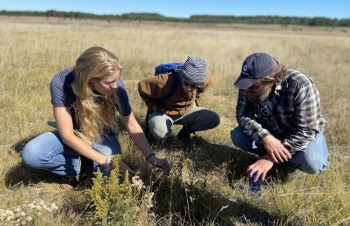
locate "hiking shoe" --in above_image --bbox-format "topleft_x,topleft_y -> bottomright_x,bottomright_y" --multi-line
286,168 -> 303,181
280,163 -> 303,182
60,176 -> 79,190
177,125 -> 192,144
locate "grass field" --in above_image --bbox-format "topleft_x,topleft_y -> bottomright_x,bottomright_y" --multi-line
1,16 -> 350,225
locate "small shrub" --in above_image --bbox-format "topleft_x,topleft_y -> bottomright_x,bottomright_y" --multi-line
86,155 -> 154,225
0,199 -> 59,226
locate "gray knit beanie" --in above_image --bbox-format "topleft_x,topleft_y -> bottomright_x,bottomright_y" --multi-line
180,56 -> 207,84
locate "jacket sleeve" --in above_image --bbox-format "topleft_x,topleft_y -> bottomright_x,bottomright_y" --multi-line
138,74 -> 171,109
196,74 -> 211,98
236,89 -> 271,143
282,81 -> 321,153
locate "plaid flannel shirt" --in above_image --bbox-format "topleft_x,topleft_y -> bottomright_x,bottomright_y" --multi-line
236,69 -> 326,153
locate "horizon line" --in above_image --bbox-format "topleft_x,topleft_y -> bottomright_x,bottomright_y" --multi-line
1,9 -> 349,20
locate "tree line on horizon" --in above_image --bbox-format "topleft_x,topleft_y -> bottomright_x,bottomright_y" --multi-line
1,9 -> 350,27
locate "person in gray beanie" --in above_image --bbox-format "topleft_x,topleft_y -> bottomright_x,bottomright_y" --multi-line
138,56 -> 220,143
180,56 -> 207,83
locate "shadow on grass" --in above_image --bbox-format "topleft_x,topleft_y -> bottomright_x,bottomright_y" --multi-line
137,131 -> 300,224
4,163 -> 62,188
146,130 -> 297,184
4,133 -> 58,188
152,175 -> 300,225
146,133 -> 257,182
5,131 -> 94,189
4,159 -> 94,189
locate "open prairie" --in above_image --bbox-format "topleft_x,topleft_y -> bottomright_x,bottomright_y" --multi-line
0,16 -> 350,225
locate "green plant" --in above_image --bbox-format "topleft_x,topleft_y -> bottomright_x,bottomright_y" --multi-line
86,155 -> 154,225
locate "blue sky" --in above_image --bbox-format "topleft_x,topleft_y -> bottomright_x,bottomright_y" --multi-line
0,0 -> 349,19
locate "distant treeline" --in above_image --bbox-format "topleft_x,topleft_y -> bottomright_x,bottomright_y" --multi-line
1,10 -> 350,27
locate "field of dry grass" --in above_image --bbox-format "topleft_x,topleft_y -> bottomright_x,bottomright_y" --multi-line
1,16 -> 350,225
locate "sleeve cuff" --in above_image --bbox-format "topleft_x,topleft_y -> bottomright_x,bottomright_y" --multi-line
256,128 -> 271,144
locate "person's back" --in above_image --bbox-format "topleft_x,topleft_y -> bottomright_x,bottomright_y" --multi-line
138,72 -> 211,116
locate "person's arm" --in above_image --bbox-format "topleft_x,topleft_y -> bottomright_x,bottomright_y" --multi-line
138,75 -> 170,110
282,81 -> 322,153
236,90 -> 291,163
262,135 -> 291,163
53,107 -> 108,165
121,112 -> 170,172
236,89 -> 271,144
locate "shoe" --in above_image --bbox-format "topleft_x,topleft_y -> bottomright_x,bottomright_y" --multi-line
281,164 -> 303,181
177,125 -> 192,144
286,168 -> 303,181
60,176 -> 79,190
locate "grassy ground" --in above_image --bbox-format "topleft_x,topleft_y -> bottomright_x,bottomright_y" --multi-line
1,16 -> 350,225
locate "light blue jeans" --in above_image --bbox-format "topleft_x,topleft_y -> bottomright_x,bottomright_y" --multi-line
230,127 -> 330,174
149,105 -> 220,139
21,130 -> 121,177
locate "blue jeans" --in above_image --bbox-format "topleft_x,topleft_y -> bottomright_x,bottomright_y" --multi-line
21,130 -> 122,177
149,105 -> 220,139
230,127 -> 330,174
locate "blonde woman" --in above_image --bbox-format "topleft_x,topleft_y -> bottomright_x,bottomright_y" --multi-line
21,46 -> 169,189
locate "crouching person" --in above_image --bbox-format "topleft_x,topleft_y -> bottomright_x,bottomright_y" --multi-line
231,53 -> 329,182
21,46 -> 170,190
138,56 -> 220,143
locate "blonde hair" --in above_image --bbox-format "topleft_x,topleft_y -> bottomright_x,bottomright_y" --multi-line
260,64 -> 288,85
72,46 -> 123,144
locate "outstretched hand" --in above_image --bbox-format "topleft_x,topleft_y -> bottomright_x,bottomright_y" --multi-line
149,157 -> 171,174
247,153 -> 274,182
102,156 -> 135,176
120,160 -> 136,176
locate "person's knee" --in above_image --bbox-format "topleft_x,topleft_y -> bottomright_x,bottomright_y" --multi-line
208,112 -> 220,128
149,127 -> 168,139
197,110 -> 220,130
96,146 -> 114,157
293,140 -> 329,174
92,136 -> 121,156
21,142 -> 41,168
301,161 -> 328,174
149,118 -> 171,139
230,127 -> 242,147
295,154 -> 328,174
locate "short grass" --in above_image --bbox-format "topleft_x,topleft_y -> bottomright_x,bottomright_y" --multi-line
1,16 -> 350,225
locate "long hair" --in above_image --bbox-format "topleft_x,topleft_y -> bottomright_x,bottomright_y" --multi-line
260,64 -> 288,85
72,46 -> 123,144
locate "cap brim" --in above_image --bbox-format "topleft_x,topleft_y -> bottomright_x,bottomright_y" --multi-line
234,78 -> 257,90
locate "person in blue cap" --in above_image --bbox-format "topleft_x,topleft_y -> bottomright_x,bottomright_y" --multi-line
231,52 -> 330,183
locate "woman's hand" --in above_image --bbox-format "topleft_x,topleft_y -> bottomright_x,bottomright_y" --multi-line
122,112 -> 170,175
120,160 -> 136,176
148,156 -> 170,174
103,156 -> 135,176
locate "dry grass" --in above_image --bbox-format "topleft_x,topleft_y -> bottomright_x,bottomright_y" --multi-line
0,16 -> 349,225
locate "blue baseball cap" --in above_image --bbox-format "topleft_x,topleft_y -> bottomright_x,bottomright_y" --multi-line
234,53 -> 279,89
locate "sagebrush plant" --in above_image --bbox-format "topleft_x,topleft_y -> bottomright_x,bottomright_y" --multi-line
0,199 -> 59,226
86,155 -> 154,225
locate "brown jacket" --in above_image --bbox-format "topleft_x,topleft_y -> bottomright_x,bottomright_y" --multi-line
138,73 -> 211,116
